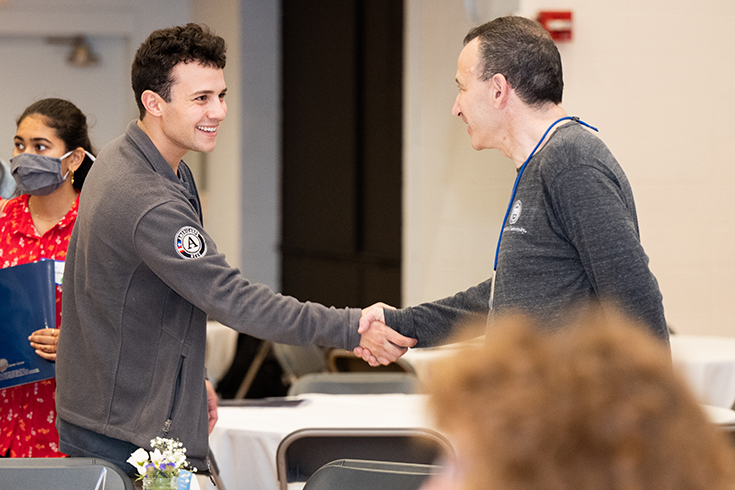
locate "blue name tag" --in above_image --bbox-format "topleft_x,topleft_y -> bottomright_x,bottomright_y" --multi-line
54,260 -> 64,286
178,470 -> 193,490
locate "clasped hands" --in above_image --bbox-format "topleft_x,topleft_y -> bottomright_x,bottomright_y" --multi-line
355,303 -> 416,367
29,328 -> 59,361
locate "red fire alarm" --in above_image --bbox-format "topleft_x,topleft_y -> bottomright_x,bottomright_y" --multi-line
537,11 -> 573,42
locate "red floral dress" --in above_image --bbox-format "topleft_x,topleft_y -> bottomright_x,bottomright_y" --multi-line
0,193 -> 78,457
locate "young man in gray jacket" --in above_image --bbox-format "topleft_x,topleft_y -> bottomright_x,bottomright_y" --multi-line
55,23 -> 415,476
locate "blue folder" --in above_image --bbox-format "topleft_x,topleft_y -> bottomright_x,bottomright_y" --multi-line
0,259 -> 57,390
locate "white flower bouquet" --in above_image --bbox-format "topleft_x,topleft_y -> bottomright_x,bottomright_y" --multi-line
127,437 -> 195,489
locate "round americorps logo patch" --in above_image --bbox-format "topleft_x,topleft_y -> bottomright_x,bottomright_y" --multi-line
175,226 -> 207,259
509,200 -> 522,224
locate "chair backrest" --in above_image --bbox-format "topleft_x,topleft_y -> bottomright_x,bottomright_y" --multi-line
272,343 -> 329,385
275,427 -> 453,490
0,457 -> 134,490
303,459 -> 442,490
287,372 -> 421,396
327,349 -> 416,374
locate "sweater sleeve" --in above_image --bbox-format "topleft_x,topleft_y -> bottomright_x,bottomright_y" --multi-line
548,165 -> 668,341
383,278 -> 492,347
132,199 -> 362,350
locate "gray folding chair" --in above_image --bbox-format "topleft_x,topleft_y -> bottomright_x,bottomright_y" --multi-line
0,457 -> 134,490
327,349 -> 417,374
304,459 -> 442,490
234,342 -> 328,399
287,372 -> 421,396
273,343 -> 329,383
275,427 -> 453,490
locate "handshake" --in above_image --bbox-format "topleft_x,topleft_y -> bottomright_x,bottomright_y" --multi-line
354,303 -> 417,367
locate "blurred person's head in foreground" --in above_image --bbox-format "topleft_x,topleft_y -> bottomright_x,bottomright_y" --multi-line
425,309 -> 735,490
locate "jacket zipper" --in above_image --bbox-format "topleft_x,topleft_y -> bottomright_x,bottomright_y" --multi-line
162,355 -> 185,436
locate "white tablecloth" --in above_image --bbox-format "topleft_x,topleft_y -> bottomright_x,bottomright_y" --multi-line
208,394 -> 435,490
205,321 -> 239,388
702,404 -> 735,425
404,335 -> 735,410
670,335 -> 735,409
402,343 -> 470,380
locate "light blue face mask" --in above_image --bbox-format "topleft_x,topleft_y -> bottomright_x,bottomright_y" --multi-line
10,150 -> 94,196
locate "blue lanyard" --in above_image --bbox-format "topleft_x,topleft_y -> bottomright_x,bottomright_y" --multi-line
492,116 -> 598,272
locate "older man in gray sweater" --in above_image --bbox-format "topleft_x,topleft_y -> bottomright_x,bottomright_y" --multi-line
357,16 -> 667,364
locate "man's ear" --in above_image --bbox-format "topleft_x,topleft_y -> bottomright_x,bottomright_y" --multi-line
490,73 -> 509,108
140,90 -> 164,118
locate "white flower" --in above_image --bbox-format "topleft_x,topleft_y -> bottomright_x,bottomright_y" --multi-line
127,447 -> 150,476
130,437 -> 192,479
167,450 -> 186,468
150,448 -> 164,467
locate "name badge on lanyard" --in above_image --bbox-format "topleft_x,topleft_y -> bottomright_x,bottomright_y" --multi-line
489,116 -> 597,310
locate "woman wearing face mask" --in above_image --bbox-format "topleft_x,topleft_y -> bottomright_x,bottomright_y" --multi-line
0,98 -> 95,457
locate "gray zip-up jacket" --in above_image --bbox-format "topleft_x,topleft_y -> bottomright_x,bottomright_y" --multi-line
56,121 -> 361,469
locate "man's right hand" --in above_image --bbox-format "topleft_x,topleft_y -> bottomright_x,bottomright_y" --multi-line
355,303 -> 416,366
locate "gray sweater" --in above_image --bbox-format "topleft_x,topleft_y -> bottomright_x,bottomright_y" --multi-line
385,122 -> 667,345
56,121 -> 361,469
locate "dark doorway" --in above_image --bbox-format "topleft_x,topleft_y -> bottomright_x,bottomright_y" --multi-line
281,0 -> 403,309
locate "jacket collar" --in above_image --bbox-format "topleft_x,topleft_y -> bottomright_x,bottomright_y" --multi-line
124,120 -> 202,223
125,120 -> 182,186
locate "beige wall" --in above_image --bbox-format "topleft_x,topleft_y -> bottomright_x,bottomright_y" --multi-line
192,0 -> 281,289
0,0 -> 189,156
191,0 -> 243,270
403,0 -> 515,309
404,0 -> 735,336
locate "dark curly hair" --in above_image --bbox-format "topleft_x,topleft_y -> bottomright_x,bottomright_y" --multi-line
16,98 -> 96,191
132,23 -> 227,120
464,16 -> 564,107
